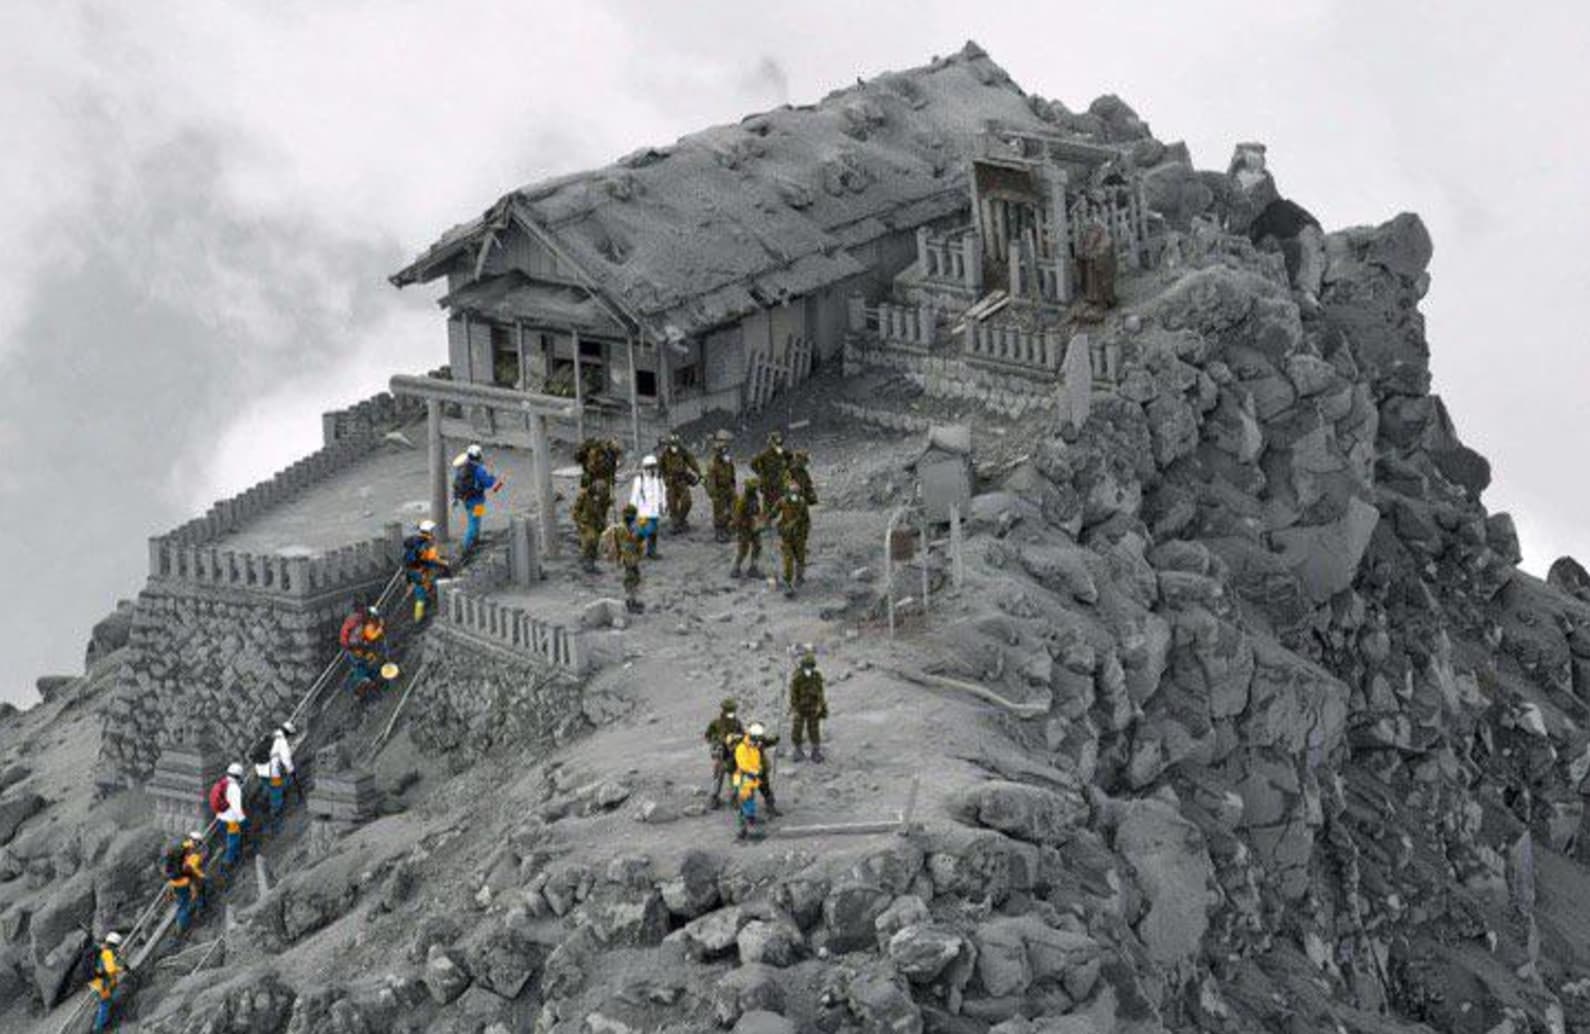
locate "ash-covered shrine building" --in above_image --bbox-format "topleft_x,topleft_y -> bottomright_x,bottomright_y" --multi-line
391,42 -> 1154,448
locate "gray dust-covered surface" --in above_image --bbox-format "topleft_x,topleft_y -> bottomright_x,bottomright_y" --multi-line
14,43 -> 1590,1034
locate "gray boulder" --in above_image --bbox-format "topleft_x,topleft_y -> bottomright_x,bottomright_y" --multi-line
0,794 -> 44,847
463,924 -> 544,999
822,880 -> 893,953
659,850 -> 724,919
712,964 -> 786,1027
581,890 -> 668,947
425,945 -> 471,1005
732,1011 -> 797,1034
736,919 -> 802,967
955,781 -> 1089,846
887,925 -> 970,983
679,905 -> 750,959
1114,795 -> 1215,970
35,928 -> 87,1009
846,964 -> 924,1034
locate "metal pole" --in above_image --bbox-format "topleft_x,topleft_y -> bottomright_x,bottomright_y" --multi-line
528,412 -> 558,558
920,510 -> 930,615
427,399 -> 448,542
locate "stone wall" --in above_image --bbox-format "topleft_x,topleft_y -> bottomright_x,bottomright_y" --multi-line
101,575 -> 390,782
98,384 -> 428,785
407,624 -> 587,758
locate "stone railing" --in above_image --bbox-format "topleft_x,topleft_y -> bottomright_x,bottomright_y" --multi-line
162,435 -> 379,548
847,297 -> 938,349
147,524 -> 404,602
438,583 -> 588,676
1066,187 -> 1149,270
915,226 -> 979,291
963,321 -> 1063,373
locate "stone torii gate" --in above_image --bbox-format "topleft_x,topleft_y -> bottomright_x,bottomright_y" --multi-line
389,374 -> 580,557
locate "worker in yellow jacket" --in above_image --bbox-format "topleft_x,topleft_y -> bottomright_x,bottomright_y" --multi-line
731,723 -> 768,841
89,931 -> 125,1032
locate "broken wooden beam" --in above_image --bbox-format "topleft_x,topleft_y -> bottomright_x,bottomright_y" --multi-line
774,819 -> 901,839
892,668 -> 1049,719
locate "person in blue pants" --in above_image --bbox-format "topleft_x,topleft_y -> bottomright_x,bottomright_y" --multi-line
89,932 -> 124,1032
453,443 -> 503,555
217,763 -> 247,867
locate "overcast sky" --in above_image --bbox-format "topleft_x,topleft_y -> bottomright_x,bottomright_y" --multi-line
2,1 -> 1586,704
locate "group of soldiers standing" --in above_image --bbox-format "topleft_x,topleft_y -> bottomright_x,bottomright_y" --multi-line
704,649 -> 828,840
569,429 -> 818,610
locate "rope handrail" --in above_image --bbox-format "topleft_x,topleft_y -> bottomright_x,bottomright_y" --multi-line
55,565 -> 410,1034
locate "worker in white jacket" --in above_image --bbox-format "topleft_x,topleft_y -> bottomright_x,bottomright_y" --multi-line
629,455 -> 667,560
267,721 -> 299,832
218,762 -> 247,867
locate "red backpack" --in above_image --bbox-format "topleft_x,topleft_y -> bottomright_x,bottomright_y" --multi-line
338,612 -> 363,650
208,776 -> 229,816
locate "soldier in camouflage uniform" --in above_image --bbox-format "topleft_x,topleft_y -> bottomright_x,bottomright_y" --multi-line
573,476 -> 605,573
788,449 -> 817,505
658,433 -> 702,533
705,431 -> 737,543
789,651 -> 827,762
731,476 -> 765,580
774,475 -> 811,596
605,504 -> 644,613
576,437 -> 622,524
704,697 -> 744,809
750,431 -> 788,513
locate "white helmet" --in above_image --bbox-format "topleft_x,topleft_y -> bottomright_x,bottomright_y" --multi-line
226,762 -> 244,778
187,830 -> 205,843
747,722 -> 766,739
642,454 -> 658,468
418,519 -> 437,535
105,931 -> 123,946
277,721 -> 296,737
466,443 -> 483,459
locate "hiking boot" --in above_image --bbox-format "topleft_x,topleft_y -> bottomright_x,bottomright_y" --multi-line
730,564 -> 742,579
736,826 -> 748,842
582,558 -> 598,574
791,746 -> 807,762
782,583 -> 796,599
746,565 -> 763,580
710,796 -> 723,810
795,565 -> 806,587
811,747 -> 825,763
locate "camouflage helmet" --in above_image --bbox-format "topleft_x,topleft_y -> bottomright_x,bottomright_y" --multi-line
744,475 -> 760,488
768,430 -> 783,446
720,697 -> 738,715
622,503 -> 638,519
714,429 -> 734,444
800,649 -> 816,667
792,450 -> 809,465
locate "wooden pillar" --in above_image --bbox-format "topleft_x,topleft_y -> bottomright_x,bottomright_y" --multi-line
515,320 -> 527,390
656,334 -> 673,420
528,413 -> 559,559
427,399 -> 449,541
1049,168 -> 1071,304
625,333 -> 641,454
571,326 -> 586,444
